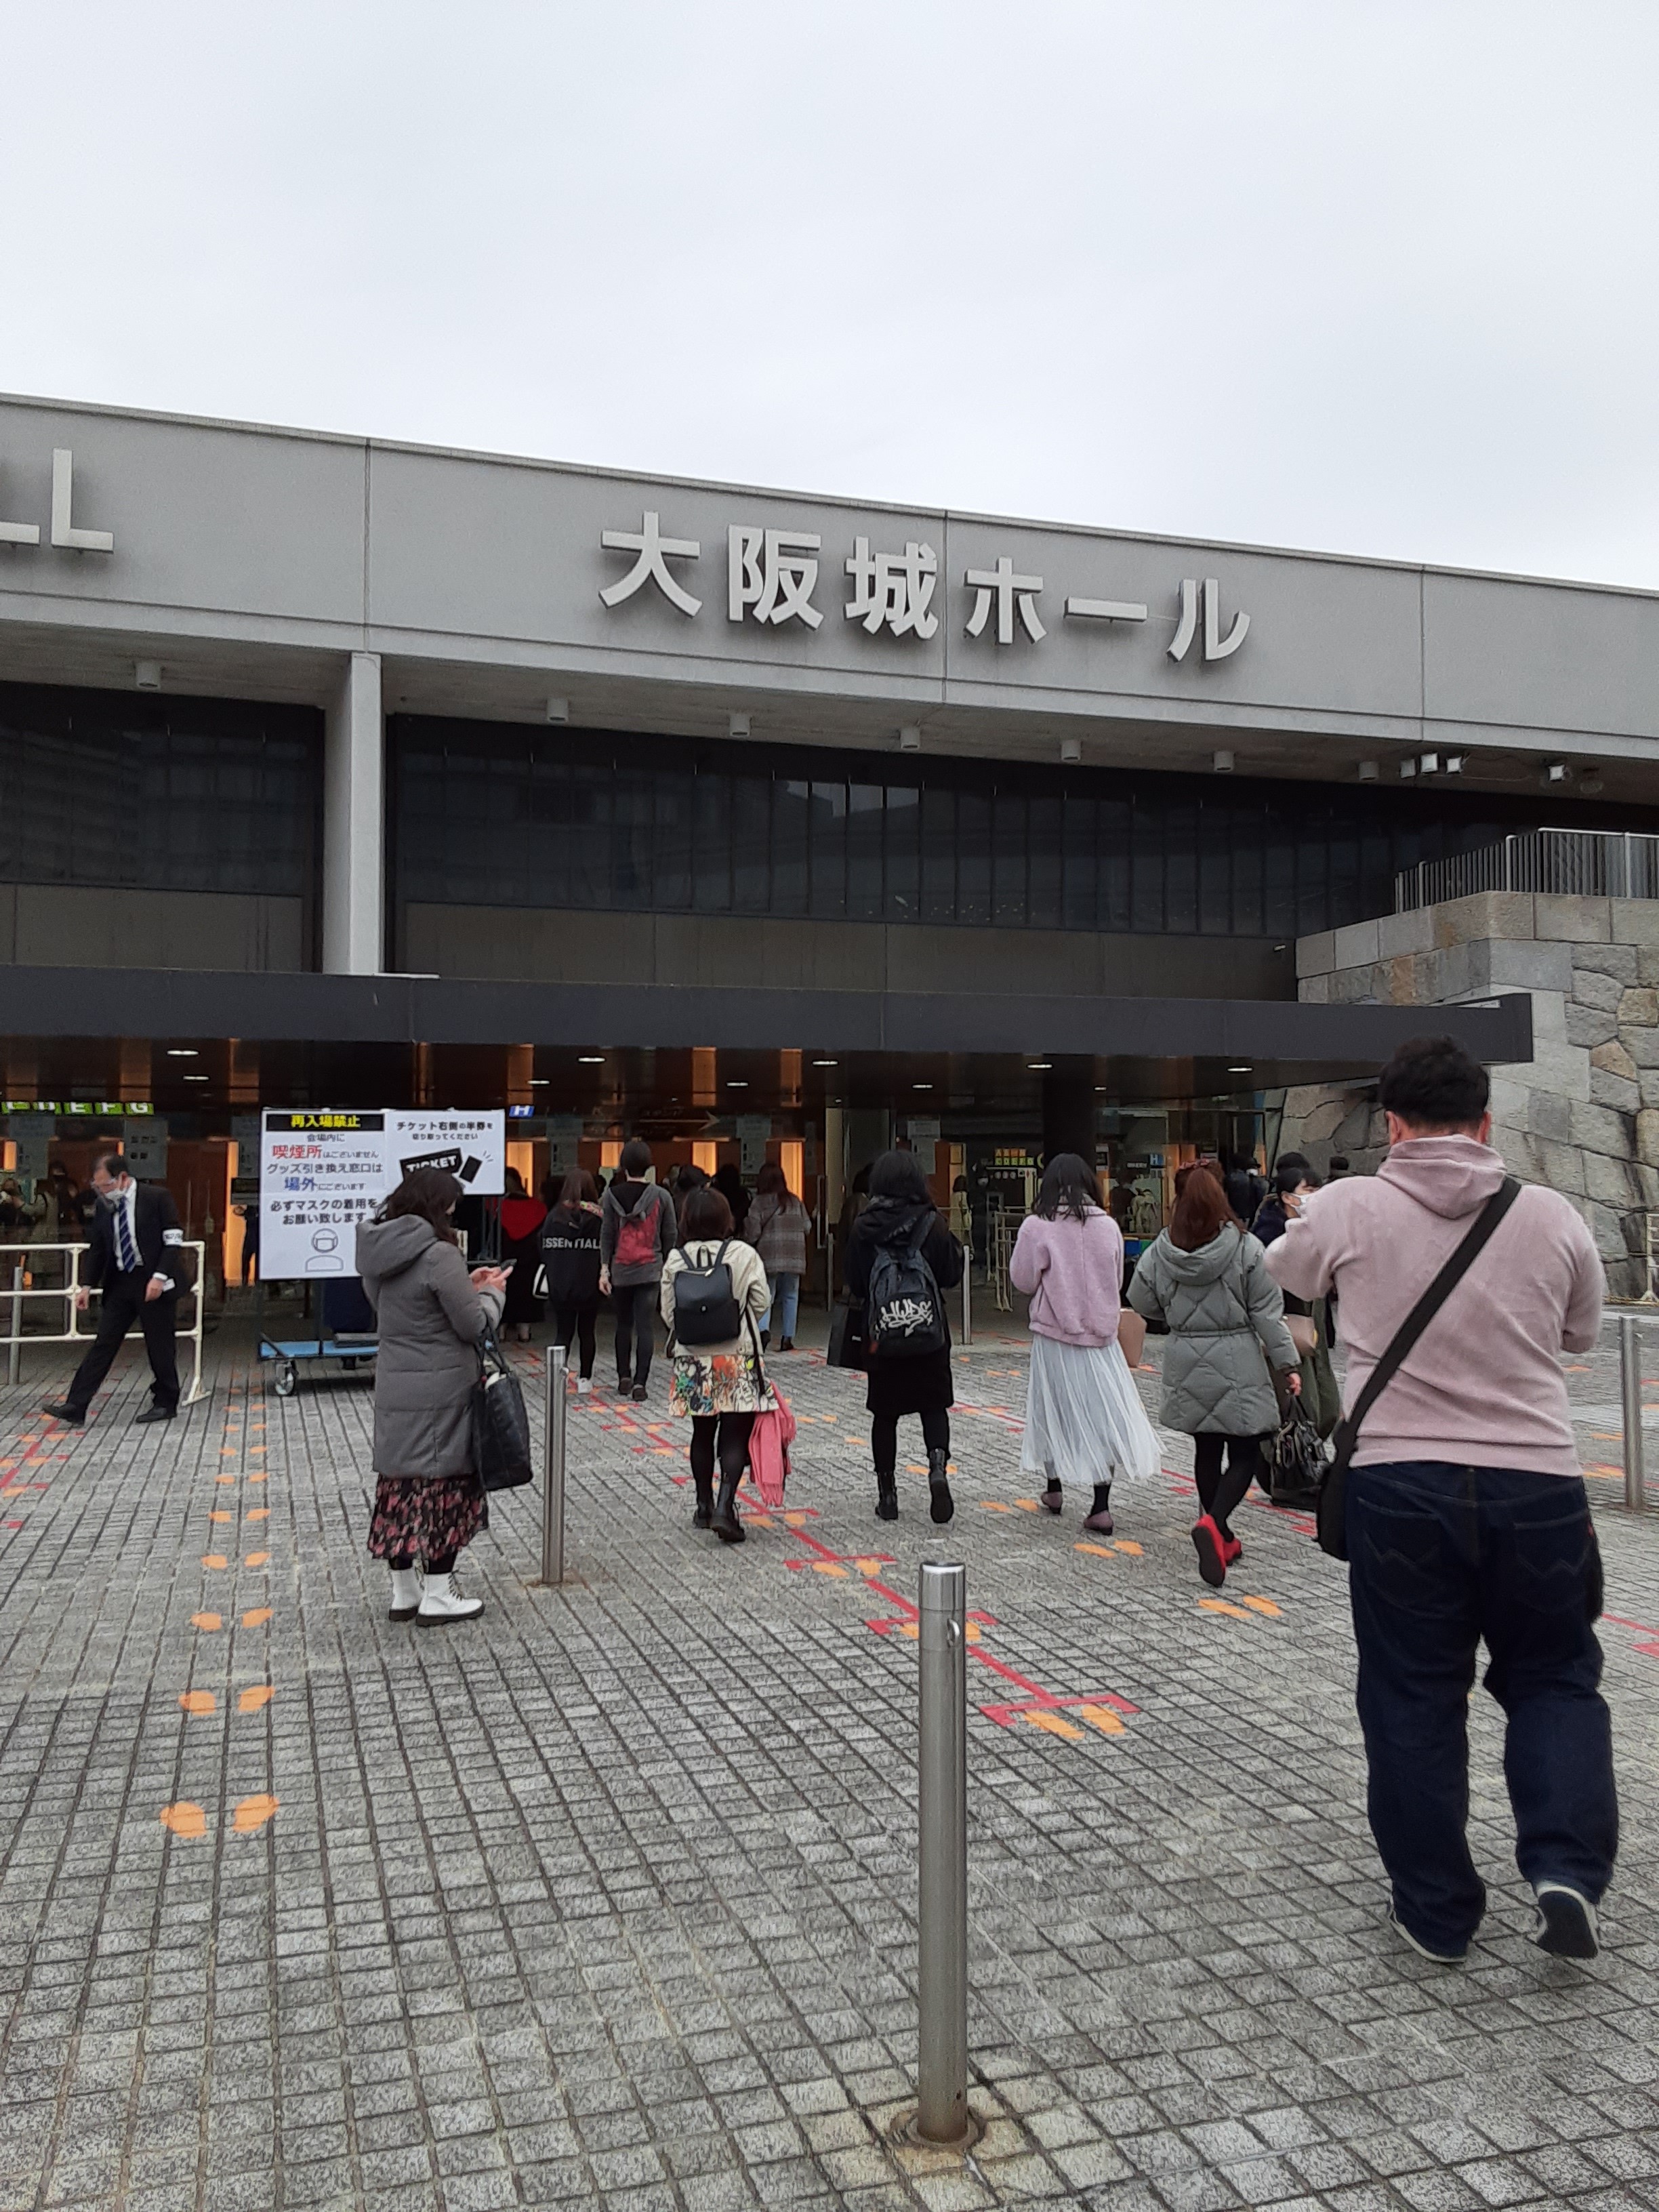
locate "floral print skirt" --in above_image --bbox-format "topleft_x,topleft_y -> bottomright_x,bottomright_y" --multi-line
669,1349 -> 775,1418
367,1474 -> 487,1562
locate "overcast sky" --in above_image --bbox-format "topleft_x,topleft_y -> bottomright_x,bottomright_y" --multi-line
7,3 -> 1656,586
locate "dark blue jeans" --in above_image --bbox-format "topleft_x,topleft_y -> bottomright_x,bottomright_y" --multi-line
1347,1460 -> 1617,1952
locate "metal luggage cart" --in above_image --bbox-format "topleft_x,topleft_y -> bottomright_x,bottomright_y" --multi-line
256,1277 -> 377,1397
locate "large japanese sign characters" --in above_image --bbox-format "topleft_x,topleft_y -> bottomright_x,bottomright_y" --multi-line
260,1109 -> 506,1280
600,511 -> 1248,663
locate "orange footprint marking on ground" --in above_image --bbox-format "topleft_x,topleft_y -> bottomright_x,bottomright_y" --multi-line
191,1611 -> 223,1631
216,1475 -> 237,1486
246,1508 -> 269,1521
1012,1498 -> 1041,1512
160,1802 -> 207,1838
1239,1595 -> 1282,1617
241,1607 -> 272,1627
1198,1599 -> 1252,1620
1025,1709 -> 1085,1740
1076,1542 -> 1115,1558
232,1794 -> 279,1833
237,1686 -> 274,1713
1113,1540 -> 1143,1556
981,1502 -> 1013,1513
243,1551 -> 269,1568
812,1561 -> 848,1578
201,1553 -> 228,1570
208,1510 -> 232,1523
1077,1703 -> 1126,1735
247,1472 -> 267,1483
178,1691 -> 216,1716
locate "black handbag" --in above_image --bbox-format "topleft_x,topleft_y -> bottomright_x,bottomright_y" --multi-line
826,1296 -> 867,1371
1267,1401 -> 1328,1506
1316,1176 -> 1520,1559
472,1319 -> 534,1493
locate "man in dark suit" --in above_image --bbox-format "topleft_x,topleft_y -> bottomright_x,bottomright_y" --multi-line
43,1153 -> 187,1427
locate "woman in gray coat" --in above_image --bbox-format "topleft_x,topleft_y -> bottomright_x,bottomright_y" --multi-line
1128,1162 -> 1300,1591
356,1168 -> 509,1627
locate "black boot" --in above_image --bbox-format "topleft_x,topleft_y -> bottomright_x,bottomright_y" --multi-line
928,1448 -> 954,1525
691,1470 -> 714,1530
876,1473 -> 899,1521
711,1469 -> 745,1544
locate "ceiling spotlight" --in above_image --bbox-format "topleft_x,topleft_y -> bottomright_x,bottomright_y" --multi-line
135,660 -> 162,690
812,1059 -> 838,1067
577,1055 -> 605,1065
1399,758 -> 1416,779
546,697 -> 569,724
1028,1061 -> 1052,1071
726,1079 -> 748,1088
729,712 -> 751,739
183,1074 -> 209,1083
1227,1065 -> 1253,1073
1443,754 -> 1465,775
529,1078 -> 549,1087
1544,761 -> 1571,785
1357,760 -> 1379,783
899,725 -> 922,752
1212,750 -> 1235,773
167,1048 -> 199,1058
1419,752 -> 1440,776
1060,737 -> 1082,764
913,1082 -> 933,1091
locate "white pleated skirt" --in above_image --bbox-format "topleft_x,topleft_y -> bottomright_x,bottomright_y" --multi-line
1019,1333 -> 1162,1486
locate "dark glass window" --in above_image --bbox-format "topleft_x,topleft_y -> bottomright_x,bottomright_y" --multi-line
0,680 -> 321,936
387,715 -> 1622,960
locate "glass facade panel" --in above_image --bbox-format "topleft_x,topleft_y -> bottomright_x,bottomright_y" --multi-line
388,716 -> 1609,958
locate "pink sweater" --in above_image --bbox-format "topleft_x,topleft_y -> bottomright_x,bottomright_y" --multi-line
1009,1208 -> 1124,1347
1266,1136 -> 1603,1477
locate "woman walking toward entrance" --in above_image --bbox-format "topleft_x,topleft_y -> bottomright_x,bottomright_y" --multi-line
1010,1153 -> 1159,1531
745,1161 -> 810,1349
356,1168 -> 510,1626
599,1139 -> 676,1401
844,1149 -> 964,1525
1127,1162 -> 1300,1588
495,1166 -> 546,1343
660,1185 -> 774,1544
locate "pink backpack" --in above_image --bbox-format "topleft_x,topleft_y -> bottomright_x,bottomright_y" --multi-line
747,1393 -> 797,1508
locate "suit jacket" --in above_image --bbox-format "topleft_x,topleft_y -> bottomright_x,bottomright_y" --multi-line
85,1183 -> 186,1294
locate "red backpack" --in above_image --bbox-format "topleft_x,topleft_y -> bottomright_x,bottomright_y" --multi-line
612,1191 -> 660,1271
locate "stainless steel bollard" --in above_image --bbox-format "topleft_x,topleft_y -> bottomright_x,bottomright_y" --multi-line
542,1344 -> 568,1583
7,1264 -> 21,1387
917,1560 -> 968,2144
1620,1315 -> 1645,1512
960,1261 -> 972,1349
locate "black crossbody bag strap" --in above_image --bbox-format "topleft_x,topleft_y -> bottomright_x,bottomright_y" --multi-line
1317,1174 -> 1521,1559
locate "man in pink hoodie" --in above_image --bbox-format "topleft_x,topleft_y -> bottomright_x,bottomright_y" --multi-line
1268,1036 -> 1614,1966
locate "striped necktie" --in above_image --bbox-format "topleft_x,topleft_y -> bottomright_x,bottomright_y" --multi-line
115,1193 -> 139,1273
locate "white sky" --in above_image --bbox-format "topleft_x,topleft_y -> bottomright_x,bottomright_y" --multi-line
7,2 -> 1657,585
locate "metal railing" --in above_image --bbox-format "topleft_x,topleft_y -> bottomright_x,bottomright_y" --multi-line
1397,828 -> 1659,913
0,1240 -> 209,1406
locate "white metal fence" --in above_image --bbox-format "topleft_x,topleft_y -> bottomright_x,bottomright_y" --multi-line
1396,827 -> 1659,913
0,1241 -> 209,1405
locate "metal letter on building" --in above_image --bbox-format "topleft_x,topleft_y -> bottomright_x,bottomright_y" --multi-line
844,537 -> 940,638
0,457 -> 40,546
728,525 -> 823,628
599,511 -> 702,616
1168,578 -> 1199,662
49,450 -> 113,552
964,555 -> 1045,644
1202,576 -> 1249,661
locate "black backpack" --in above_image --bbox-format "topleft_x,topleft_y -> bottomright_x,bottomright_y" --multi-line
671,1240 -> 743,1347
867,1213 -> 947,1359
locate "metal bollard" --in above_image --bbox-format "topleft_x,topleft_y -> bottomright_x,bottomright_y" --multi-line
917,1560 -> 969,2144
7,1264 -> 21,1387
1620,1315 -> 1645,1513
541,1344 -> 568,1583
960,1260 -> 972,1349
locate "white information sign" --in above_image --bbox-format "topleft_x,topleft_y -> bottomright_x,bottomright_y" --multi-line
122,1118 -> 169,1179
259,1109 -> 506,1279
736,1114 -> 771,1179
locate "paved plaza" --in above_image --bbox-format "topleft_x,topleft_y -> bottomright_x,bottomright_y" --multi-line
2,1309 -> 1658,2212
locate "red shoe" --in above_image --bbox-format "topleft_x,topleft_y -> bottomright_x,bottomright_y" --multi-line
1191,1515 -> 1227,1588
1221,1533 -> 1242,1568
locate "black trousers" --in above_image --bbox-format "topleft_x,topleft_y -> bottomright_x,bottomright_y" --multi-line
67,1276 -> 180,1412
689,1412 -> 756,1488
1192,1432 -> 1263,1535
554,1304 -> 597,1378
613,1282 -> 657,1387
872,1406 -> 950,1478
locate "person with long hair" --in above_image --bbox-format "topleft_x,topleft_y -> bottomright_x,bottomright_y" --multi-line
356,1167 -> 510,1626
539,1168 -> 602,1392
495,1164 -> 547,1344
659,1185 -> 774,1543
1127,1160 -> 1300,1588
745,1160 -> 810,1351
843,1149 -> 964,1523
1010,1153 -> 1159,1531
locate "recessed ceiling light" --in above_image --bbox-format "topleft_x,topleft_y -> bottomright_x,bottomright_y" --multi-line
530,1078 -> 549,1087
813,1059 -> 838,1067
913,1083 -> 933,1090
727,1080 -> 747,1088
167,1048 -> 198,1059
183,1074 -> 208,1083
1227,1065 -> 1253,1073
1028,1061 -> 1052,1071
578,1056 -> 604,1065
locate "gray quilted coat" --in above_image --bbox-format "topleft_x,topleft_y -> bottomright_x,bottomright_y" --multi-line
1127,1223 -> 1298,1437
356,1214 -> 506,1481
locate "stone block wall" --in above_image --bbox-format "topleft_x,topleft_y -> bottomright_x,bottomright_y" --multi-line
1287,892 -> 1659,1294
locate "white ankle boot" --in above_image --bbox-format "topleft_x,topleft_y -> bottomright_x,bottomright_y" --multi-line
388,1566 -> 422,1622
417,1568 -> 484,1626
